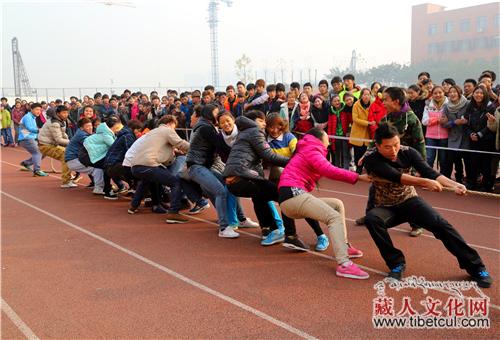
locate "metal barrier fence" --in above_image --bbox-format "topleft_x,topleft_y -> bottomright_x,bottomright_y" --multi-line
1,86 -> 207,102
173,128 -> 500,156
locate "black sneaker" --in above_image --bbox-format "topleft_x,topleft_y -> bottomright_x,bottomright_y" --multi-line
261,227 -> 271,239
104,192 -> 118,200
115,186 -> 128,194
387,263 -> 406,280
144,197 -> 153,207
469,269 -> 493,288
152,205 -> 168,214
128,206 -> 139,214
282,235 -> 310,251
86,181 -> 95,189
188,201 -> 210,215
355,216 -> 365,226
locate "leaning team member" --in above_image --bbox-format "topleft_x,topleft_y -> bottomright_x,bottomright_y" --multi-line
364,123 -> 492,288
278,127 -> 370,280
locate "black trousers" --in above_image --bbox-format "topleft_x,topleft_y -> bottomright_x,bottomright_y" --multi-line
365,196 -> 484,272
228,178 -> 292,231
106,163 -> 135,188
442,150 -> 464,181
467,152 -> 494,191
365,184 -> 421,230
353,145 -> 367,174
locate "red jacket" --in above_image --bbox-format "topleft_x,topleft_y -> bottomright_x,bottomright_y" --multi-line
367,97 -> 387,138
327,108 -> 352,151
224,97 -> 238,113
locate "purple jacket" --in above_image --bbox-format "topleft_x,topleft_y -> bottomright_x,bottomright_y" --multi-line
278,134 -> 358,192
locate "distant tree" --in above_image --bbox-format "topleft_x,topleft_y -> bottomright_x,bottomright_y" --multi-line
324,57 -> 500,87
235,54 -> 253,84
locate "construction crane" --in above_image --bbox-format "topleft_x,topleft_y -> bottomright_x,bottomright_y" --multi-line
208,0 -> 232,88
12,37 -> 35,97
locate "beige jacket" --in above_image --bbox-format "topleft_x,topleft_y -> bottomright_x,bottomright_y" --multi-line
38,116 -> 69,146
488,107 -> 500,151
129,125 -> 189,167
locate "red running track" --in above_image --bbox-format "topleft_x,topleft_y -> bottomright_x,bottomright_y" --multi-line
1,147 -> 499,338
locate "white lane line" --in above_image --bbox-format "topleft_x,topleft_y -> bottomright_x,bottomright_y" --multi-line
391,227 -> 500,253
2,298 -> 40,340
263,200 -> 500,254
3,158 -> 499,221
344,217 -> 500,254
318,187 -> 500,221
1,191 -> 317,340
184,214 -> 500,311
3,158 -> 499,253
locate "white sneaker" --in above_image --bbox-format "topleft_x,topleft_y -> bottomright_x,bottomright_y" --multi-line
61,181 -> 78,188
93,187 -> 105,195
238,218 -> 259,228
218,227 -> 240,238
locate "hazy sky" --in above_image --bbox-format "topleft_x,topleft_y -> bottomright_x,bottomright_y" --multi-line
1,0 -> 493,89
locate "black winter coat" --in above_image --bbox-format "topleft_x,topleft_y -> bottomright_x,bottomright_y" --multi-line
464,102 -> 496,151
104,126 -> 136,167
186,118 -> 218,168
223,116 -> 289,179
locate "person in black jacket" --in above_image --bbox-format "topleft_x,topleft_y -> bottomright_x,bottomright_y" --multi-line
364,123 -> 492,288
463,86 -> 496,191
104,119 -> 143,191
187,104 -> 239,239
223,110 -> 291,246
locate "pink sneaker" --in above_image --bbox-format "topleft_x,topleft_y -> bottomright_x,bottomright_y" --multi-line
347,243 -> 363,258
336,261 -> 369,280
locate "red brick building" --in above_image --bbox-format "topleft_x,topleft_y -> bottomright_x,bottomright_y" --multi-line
411,2 -> 500,64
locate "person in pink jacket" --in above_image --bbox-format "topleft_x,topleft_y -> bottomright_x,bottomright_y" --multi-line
278,127 -> 371,280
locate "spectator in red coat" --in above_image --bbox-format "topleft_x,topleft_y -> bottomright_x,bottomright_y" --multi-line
367,86 -> 387,138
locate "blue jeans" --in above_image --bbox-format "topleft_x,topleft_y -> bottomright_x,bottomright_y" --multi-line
188,165 -> 228,229
19,139 -> 42,171
169,156 -> 207,206
227,192 -> 246,226
1,128 -> 14,145
168,155 -> 186,176
131,165 -> 183,212
425,138 -> 448,172
268,201 -> 284,231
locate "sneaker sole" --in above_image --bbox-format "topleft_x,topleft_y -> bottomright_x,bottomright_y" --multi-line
104,196 -> 119,200
348,253 -> 363,258
127,210 -> 138,215
218,235 -> 240,238
261,236 -> 285,246
282,243 -> 308,251
187,205 -> 209,215
165,219 -> 189,224
336,272 -> 370,280
315,246 -> 328,252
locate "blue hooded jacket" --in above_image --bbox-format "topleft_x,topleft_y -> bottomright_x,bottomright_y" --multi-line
104,126 -> 137,167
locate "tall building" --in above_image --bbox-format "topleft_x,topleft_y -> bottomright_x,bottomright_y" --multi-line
411,2 -> 500,64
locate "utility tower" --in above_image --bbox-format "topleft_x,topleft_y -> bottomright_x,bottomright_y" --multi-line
207,0 -> 232,88
349,50 -> 358,73
12,37 -> 35,97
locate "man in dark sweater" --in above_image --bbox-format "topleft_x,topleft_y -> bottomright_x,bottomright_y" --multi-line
364,123 -> 492,288
357,87 -> 426,237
